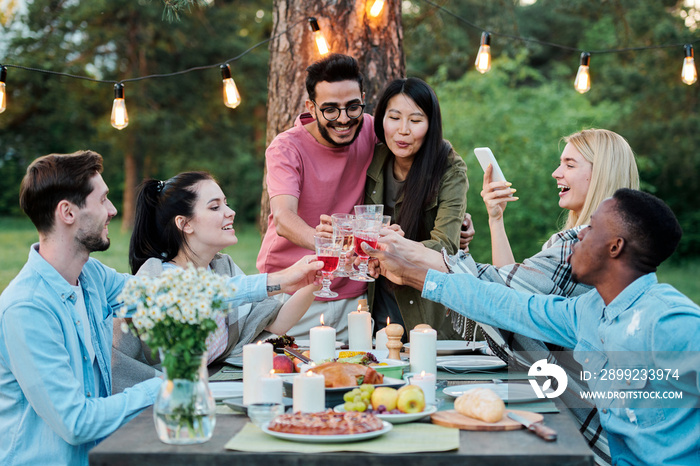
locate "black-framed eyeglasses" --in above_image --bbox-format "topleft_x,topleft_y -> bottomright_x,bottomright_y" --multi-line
312,101 -> 365,121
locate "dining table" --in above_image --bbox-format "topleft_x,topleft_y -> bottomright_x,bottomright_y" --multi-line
90,351 -> 595,466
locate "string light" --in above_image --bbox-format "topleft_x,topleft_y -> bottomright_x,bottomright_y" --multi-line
681,44 -> 697,85
111,83 -> 129,130
0,66 -> 6,114
369,0 -> 385,17
308,18 -> 330,56
220,64 -> 241,108
475,32 -> 492,74
574,52 -> 591,94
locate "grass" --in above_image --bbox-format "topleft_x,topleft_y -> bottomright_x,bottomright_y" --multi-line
1,216 -> 698,305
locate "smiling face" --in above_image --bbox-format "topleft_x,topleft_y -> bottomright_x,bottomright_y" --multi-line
75,174 -> 117,253
382,94 -> 429,166
569,198 -> 618,285
180,180 -> 237,256
307,80 -> 364,147
552,143 -> 593,217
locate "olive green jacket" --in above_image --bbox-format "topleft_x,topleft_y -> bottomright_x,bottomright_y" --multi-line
365,143 -> 468,338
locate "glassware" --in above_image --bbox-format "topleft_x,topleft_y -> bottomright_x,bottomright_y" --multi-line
350,217 -> 382,282
381,215 -> 392,228
154,352 -> 216,445
354,204 -> 384,219
331,213 -> 354,277
313,234 -> 343,298
247,402 -> 285,428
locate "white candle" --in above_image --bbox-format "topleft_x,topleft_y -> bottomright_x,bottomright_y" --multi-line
409,328 -> 437,374
410,370 -> 437,405
292,370 -> 325,413
348,304 -> 372,350
310,314 -> 336,362
375,317 -> 390,351
258,370 -> 283,404
243,341 -> 273,405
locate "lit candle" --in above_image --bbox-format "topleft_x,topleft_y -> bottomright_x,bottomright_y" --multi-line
348,303 -> 372,350
310,314 -> 336,362
374,317 -> 389,351
292,370 -> 325,413
410,370 -> 437,405
258,370 -> 283,405
409,327 -> 437,374
243,341 -> 273,405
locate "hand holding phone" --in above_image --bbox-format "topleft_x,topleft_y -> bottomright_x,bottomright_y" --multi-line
474,147 -> 507,183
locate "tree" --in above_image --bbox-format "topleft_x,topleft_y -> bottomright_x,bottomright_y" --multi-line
259,0 -> 405,233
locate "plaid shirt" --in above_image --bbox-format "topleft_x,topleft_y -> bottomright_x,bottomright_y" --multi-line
445,226 -> 612,465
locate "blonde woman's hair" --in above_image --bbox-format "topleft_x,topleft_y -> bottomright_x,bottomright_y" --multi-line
562,129 -> 640,229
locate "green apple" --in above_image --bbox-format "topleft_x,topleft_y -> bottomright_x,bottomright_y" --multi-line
397,386 -> 425,413
370,387 -> 398,411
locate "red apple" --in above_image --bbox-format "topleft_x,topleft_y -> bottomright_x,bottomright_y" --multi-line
272,354 -> 294,374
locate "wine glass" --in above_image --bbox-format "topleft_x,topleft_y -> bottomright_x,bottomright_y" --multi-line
354,204 -> 384,219
350,217 -> 382,282
331,213 -> 354,277
313,234 -> 343,298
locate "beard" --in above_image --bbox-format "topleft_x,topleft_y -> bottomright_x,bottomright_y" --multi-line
76,227 -> 110,253
316,113 -> 364,147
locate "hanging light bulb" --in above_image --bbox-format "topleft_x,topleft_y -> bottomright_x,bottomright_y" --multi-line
220,64 -> 241,108
474,32 -> 491,74
309,18 -> 330,56
0,66 -> 7,114
369,0 -> 385,17
574,52 -> 591,94
681,44 -> 697,85
111,83 -> 129,130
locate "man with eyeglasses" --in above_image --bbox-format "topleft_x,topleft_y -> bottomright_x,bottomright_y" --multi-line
257,53 -> 378,341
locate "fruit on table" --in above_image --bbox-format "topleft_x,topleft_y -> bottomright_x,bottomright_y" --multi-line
343,384 -> 374,412
396,385 -> 425,414
371,386 -> 398,412
272,354 -> 294,373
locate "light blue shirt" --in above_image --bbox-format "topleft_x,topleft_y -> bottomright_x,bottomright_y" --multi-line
423,270 -> 700,466
0,245 -> 162,466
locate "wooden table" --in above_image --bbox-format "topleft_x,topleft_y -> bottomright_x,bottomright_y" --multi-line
89,404 -> 594,466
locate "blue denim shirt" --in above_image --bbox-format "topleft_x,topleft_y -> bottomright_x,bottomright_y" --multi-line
423,270 -> 700,466
0,245 -> 162,466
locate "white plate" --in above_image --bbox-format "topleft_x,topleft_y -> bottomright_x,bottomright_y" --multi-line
333,404 -> 437,424
436,355 -> 507,372
443,383 -> 540,403
262,420 -> 392,443
404,340 -> 485,355
210,381 -> 244,401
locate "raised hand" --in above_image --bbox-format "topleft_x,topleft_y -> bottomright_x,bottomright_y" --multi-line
480,164 -> 519,222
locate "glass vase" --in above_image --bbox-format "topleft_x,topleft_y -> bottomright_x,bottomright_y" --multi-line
153,352 -> 216,445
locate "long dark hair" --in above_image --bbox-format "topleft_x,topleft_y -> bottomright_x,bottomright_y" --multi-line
129,171 -> 214,274
373,78 -> 451,241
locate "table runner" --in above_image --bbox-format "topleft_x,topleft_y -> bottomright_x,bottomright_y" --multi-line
224,422 -> 459,453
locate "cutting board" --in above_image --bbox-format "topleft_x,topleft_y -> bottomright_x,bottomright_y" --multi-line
430,409 -> 543,431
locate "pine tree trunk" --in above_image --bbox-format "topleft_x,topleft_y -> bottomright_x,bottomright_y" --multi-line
259,0 -> 405,234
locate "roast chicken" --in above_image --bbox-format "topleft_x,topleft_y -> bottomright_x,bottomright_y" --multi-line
311,362 -> 384,388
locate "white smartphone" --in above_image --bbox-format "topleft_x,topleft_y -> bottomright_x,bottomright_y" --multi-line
474,147 -> 507,183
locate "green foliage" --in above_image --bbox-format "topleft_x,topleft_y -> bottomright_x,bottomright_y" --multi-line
432,51 -> 619,263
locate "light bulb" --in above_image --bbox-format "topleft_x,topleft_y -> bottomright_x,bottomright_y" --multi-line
111,83 -> 129,130
309,18 -> 330,56
220,64 -> 241,108
475,32 -> 491,74
369,0 -> 385,17
682,44 -> 697,85
574,52 -> 591,94
0,66 -> 7,114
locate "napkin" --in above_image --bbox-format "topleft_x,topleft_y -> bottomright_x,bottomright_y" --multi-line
225,422 -> 459,453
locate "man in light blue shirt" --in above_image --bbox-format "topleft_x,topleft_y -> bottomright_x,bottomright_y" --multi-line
0,150 -> 322,466
365,188 -> 700,466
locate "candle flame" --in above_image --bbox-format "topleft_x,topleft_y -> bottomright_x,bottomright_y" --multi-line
307,370 -> 315,376
270,369 -> 275,376
257,340 -> 262,345
320,314 -> 325,326
420,370 -> 426,377
357,304 -> 362,312
386,317 -> 390,325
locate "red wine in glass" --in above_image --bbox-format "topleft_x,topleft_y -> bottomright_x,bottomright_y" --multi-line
354,234 -> 378,258
319,255 -> 340,272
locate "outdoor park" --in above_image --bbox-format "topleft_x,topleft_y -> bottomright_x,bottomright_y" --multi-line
0,0 -> 698,305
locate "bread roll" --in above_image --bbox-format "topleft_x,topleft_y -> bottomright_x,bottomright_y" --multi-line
454,387 -> 505,423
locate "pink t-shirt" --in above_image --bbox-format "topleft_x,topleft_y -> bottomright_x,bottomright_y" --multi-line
257,112 -> 377,300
